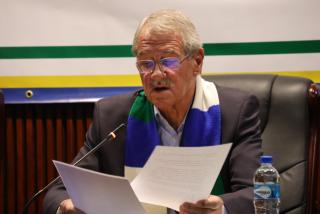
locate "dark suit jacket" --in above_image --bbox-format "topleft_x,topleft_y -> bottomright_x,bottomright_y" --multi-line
43,85 -> 262,214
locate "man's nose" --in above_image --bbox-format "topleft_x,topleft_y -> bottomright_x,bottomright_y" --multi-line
151,63 -> 164,77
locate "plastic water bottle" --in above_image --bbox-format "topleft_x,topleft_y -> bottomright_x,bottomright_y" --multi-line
254,155 -> 280,214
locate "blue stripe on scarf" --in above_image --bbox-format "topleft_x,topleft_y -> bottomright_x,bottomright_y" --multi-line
182,105 -> 221,147
125,116 -> 160,167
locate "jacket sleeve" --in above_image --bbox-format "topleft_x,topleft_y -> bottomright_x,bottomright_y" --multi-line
43,91 -> 135,214
220,94 -> 262,213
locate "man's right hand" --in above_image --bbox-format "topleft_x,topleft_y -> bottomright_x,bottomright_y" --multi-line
57,199 -> 86,214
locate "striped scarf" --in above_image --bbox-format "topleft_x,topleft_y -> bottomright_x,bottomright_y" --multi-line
125,76 -> 224,194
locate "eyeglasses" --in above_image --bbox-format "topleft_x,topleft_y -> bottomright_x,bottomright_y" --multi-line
136,55 -> 189,74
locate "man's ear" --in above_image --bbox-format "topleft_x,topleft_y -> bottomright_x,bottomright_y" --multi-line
193,48 -> 204,75
196,55 -> 203,65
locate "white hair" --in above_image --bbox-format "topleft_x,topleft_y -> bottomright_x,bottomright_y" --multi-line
132,9 -> 202,56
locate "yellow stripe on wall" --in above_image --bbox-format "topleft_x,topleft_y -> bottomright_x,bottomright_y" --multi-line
0,75 -> 142,88
0,71 -> 319,88
205,71 -> 320,82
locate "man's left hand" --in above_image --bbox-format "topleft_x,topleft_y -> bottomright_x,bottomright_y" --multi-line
179,195 -> 224,214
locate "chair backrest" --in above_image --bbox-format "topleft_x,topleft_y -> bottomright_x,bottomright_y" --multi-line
203,74 -> 320,214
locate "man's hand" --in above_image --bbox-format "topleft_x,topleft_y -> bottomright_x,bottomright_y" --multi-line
179,195 -> 224,214
57,199 -> 85,214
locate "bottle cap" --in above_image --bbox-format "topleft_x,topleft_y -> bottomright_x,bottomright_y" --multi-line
260,155 -> 272,163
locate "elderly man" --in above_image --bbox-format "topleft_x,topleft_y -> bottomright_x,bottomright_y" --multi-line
44,9 -> 262,214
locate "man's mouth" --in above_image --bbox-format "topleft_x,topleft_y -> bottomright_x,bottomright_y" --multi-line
153,86 -> 169,92
151,79 -> 170,92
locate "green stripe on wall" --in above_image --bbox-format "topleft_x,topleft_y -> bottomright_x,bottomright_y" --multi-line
204,40 -> 320,55
0,45 -> 133,59
0,40 -> 320,59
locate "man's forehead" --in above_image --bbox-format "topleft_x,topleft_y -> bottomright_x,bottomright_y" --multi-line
137,49 -> 178,57
138,30 -> 183,44
136,36 -> 184,57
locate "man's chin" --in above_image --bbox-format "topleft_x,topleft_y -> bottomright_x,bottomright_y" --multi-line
150,89 -> 170,97
150,96 -> 171,107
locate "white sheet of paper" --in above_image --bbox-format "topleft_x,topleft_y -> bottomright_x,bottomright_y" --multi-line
53,160 -> 146,214
131,143 -> 232,211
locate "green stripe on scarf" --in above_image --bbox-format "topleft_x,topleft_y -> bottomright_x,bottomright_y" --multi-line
211,175 -> 225,195
129,91 -> 154,123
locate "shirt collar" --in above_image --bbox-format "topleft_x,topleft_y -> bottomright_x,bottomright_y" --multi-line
154,106 -> 186,133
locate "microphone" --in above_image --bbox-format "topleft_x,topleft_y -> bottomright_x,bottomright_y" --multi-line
22,123 -> 126,214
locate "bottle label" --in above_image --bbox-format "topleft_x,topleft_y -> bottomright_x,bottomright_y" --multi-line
254,183 -> 280,199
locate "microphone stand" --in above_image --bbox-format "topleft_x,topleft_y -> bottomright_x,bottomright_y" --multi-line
22,123 -> 126,214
